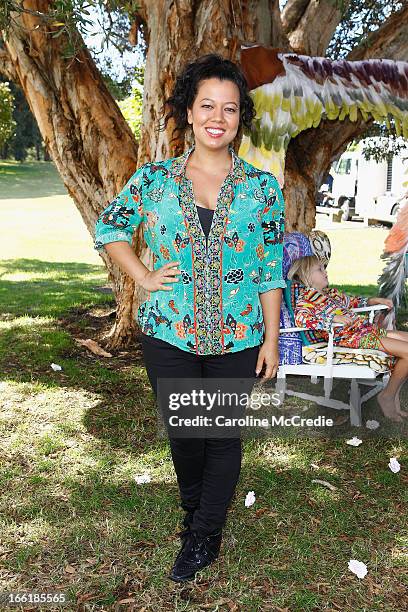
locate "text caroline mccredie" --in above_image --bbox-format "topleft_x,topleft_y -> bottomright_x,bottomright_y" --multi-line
167,415 -> 334,427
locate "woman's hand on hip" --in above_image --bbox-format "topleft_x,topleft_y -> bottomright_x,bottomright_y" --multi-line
139,261 -> 180,292
255,339 -> 279,380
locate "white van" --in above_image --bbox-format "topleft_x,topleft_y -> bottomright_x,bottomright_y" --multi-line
321,138 -> 408,223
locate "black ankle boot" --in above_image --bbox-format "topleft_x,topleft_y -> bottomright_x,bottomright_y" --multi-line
169,529 -> 222,583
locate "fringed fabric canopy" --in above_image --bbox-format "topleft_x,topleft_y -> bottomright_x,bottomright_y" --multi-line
239,45 -> 408,185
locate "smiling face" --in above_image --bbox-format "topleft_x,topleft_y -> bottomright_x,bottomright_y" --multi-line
186,77 -> 240,150
308,261 -> 329,291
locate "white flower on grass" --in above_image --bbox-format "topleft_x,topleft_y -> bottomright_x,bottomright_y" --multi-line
134,473 -> 151,484
50,363 -> 62,371
366,420 -> 380,430
388,457 -> 401,473
348,559 -> 368,579
245,491 -> 256,507
346,437 -> 362,447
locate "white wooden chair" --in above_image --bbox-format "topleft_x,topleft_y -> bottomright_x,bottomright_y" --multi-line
276,304 -> 390,426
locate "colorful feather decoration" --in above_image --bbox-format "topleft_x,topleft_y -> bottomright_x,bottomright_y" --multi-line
239,45 -> 408,186
378,189 -> 408,327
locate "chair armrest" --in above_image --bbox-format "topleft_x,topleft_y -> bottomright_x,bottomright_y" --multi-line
352,304 -> 389,313
279,322 -> 344,334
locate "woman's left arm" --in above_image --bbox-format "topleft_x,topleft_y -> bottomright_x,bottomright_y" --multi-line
255,173 -> 286,380
256,289 -> 282,379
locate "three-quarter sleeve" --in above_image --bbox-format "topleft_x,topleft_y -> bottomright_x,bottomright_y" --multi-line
94,166 -> 144,252
258,173 -> 287,293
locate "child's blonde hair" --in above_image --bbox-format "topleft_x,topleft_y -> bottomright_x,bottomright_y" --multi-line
287,255 -> 322,287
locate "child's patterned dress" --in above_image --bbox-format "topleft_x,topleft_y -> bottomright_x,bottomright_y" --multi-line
294,286 -> 388,351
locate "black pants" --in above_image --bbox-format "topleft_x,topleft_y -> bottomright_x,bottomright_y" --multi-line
139,332 -> 260,537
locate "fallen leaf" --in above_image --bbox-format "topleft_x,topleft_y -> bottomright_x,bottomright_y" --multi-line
64,564 -> 76,574
74,338 -> 112,357
85,558 -> 98,565
132,540 -> 156,548
118,598 -> 136,604
200,599 -> 234,608
334,414 -> 350,425
255,507 -> 268,517
76,593 -> 99,603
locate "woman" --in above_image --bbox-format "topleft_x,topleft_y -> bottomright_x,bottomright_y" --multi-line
94,54 -> 286,582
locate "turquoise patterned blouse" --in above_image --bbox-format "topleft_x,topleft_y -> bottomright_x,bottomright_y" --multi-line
94,144 -> 286,355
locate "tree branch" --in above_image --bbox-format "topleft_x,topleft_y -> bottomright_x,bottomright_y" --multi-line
347,3 -> 408,61
281,0 -> 349,56
281,0 -> 310,34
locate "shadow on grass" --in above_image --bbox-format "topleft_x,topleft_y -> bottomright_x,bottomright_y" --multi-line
0,258 -> 111,318
1,260 -> 407,607
1,267 -> 407,455
0,161 -> 68,199
1,436 -> 406,609
0,258 -> 159,458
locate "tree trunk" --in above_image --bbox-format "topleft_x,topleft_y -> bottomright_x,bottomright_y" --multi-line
135,0 -> 288,165
284,117 -> 372,232
281,0 -> 348,56
1,0 -> 143,347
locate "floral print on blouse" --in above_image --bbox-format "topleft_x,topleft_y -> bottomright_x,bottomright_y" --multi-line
94,144 -> 286,355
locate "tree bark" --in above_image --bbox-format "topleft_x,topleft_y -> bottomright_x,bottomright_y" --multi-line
281,0 -> 349,56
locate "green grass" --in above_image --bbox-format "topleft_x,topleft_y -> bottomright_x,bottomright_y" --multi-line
0,161 -> 407,610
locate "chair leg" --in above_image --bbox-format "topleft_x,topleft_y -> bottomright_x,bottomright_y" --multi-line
324,377 -> 333,399
276,371 -> 286,407
349,378 -> 362,427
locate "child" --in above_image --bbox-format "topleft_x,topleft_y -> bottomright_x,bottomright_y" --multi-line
288,255 -> 408,423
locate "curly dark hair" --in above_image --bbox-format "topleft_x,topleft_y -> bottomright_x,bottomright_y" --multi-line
158,54 -> 256,142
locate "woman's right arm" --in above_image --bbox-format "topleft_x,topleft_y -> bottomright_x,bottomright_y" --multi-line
104,241 -> 180,292
94,167 -> 180,291
104,241 -> 150,285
